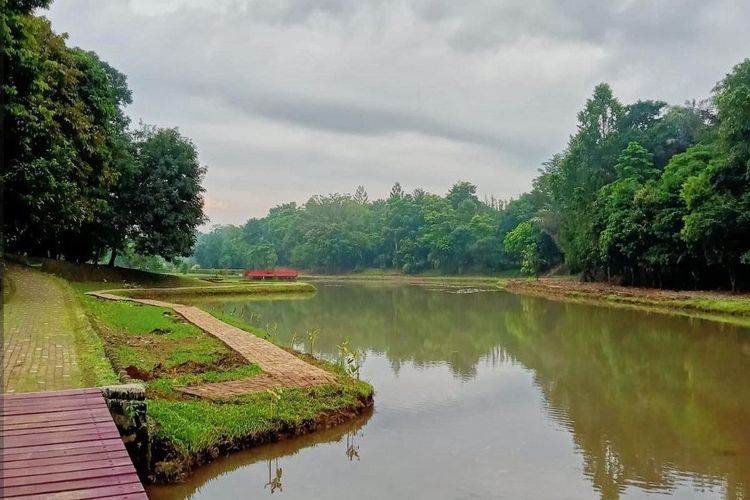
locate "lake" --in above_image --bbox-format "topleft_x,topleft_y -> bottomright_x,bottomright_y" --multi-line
148,283 -> 750,500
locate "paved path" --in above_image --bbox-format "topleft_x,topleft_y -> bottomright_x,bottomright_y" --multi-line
89,292 -> 336,400
1,388 -> 147,499
3,264 -> 86,393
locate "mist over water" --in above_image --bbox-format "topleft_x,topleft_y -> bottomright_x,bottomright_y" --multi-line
149,284 -> 750,500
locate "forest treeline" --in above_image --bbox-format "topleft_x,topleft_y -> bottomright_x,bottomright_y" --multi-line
196,58 -> 750,291
2,0 -> 206,264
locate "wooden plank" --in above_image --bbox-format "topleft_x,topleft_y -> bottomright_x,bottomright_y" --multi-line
1,449 -> 131,469
2,420 -> 116,437
1,392 -> 103,406
3,429 -> 122,449
3,465 -> 138,487
1,457 -> 135,478
1,391 -> 101,404
2,404 -> 106,417
2,415 -> 113,432
0,388 -> 100,400
1,398 -> 105,415
0,389 -> 146,499
21,483 -> 148,500
2,439 -> 127,460
2,475 -> 141,497
2,407 -> 112,425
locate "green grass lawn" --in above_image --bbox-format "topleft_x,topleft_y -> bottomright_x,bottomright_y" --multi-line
80,295 -> 249,380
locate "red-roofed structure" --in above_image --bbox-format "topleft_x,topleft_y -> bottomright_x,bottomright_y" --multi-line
244,268 -> 299,281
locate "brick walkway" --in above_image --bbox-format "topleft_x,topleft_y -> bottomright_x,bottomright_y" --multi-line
3,265 -> 85,393
88,291 -> 336,399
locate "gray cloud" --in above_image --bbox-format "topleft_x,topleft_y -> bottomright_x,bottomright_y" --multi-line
44,0 -> 750,225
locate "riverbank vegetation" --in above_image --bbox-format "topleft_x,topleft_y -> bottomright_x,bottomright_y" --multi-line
194,58 -> 750,292
63,269 -> 372,482
501,278 -> 750,322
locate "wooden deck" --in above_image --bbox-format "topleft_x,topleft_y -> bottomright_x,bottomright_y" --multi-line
1,388 -> 147,499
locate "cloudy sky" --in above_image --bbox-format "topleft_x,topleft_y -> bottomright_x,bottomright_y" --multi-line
45,0 -> 750,225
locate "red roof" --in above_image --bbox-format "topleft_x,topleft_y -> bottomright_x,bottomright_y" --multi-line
244,268 -> 298,278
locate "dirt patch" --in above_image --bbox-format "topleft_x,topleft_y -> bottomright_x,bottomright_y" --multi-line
125,351 -> 248,381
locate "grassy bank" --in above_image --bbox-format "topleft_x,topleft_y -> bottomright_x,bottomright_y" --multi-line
501,278 -> 750,321
305,273 -> 508,288
116,282 -> 316,299
68,267 -> 371,483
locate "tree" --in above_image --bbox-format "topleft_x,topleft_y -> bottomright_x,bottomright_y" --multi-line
504,222 -> 542,277
547,83 -> 624,274
680,59 -> 750,291
3,2 -> 206,267
2,5 -> 133,260
353,185 -> 369,204
115,126 -> 206,263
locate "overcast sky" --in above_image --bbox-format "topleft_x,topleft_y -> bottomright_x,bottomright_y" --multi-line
45,0 -> 750,225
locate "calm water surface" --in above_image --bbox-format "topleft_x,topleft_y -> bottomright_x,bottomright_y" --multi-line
148,283 -> 750,500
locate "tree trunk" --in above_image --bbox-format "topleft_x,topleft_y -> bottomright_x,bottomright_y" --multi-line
108,248 -> 118,267
729,264 -> 737,294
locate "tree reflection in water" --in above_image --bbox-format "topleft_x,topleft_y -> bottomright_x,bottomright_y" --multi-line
189,284 -> 750,499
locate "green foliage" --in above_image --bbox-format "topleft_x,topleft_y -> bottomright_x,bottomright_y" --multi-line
528,59 -> 749,290
193,181 -> 562,275
503,222 -> 542,277
2,4 -> 205,267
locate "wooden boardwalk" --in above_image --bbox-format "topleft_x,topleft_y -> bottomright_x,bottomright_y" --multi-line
1,388 -> 147,499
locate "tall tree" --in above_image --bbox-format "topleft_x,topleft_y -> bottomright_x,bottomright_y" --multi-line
681,60 -> 750,291
114,126 -> 206,263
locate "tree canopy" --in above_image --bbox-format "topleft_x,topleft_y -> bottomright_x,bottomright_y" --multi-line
2,0 -> 206,264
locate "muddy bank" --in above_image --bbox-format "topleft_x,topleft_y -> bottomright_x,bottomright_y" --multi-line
148,393 -> 374,483
502,278 -> 750,321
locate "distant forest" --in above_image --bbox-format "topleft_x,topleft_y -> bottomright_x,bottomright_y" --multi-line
196,58 -> 750,291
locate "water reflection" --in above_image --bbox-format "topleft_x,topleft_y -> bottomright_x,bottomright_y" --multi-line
148,408 -> 372,500
264,459 -> 283,493
345,431 -> 360,461
164,284 -> 750,499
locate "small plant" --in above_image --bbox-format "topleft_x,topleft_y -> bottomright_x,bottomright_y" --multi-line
264,321 -> 279,341
337,338 -> 363,379
306,328 -> 320,354
266,387 -> 284,418
290,331 -> 298,349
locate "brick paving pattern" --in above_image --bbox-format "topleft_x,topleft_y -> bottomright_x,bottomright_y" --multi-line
89,291 -> 336,399
3,265 -> 85,393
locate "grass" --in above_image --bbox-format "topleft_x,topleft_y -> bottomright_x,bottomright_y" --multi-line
79,294 -> 253,382
96,282 -> 317,299
34,257 -> 206,288
502,277 -> 750,324
72,274 -> 372,482
306,273 -> 512,288
148,379 -> 373,453
145,364 -> 263,398
681,297 -> 750,316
